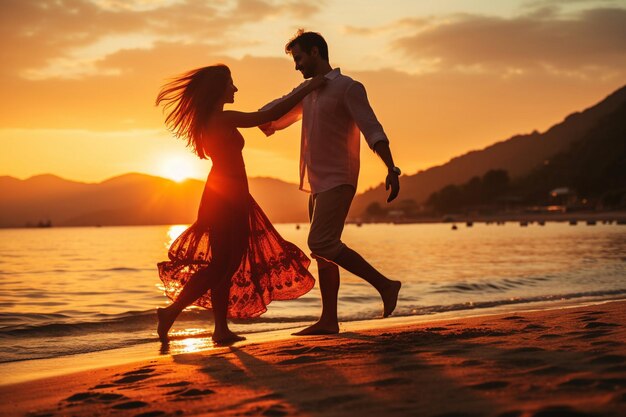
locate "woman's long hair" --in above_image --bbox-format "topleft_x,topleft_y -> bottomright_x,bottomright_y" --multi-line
156,65 -> 231,159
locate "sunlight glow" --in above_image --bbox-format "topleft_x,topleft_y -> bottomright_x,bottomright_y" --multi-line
159,155 -> 196,182
166,225 -> 189,247
164,328 -> 216,354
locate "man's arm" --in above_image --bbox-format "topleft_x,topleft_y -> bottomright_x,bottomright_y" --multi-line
345,82 -> 400,203
257,82 -> 308,136
374,141 -> 400,203
223,76 -> 325,129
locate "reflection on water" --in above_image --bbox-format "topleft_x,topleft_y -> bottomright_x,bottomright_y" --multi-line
159,328 -> 220,355
166,225 -> 189,248
0,223 -> 624,363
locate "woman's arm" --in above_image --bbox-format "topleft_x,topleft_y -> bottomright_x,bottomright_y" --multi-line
220,75 -> 326,128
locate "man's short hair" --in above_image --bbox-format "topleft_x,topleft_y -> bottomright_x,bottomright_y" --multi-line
285,29 -> 329,61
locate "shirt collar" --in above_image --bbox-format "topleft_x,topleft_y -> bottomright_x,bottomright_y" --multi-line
324,68 -> 341,80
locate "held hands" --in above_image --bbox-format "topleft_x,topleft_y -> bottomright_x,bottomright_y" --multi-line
385,172 -> 400,203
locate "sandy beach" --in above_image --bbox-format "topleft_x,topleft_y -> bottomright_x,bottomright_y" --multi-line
2,300 -> 625,417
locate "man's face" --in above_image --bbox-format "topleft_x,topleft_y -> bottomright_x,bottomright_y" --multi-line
291,44 -> 316,79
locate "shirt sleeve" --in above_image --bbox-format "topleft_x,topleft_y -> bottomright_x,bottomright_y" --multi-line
258,83 -> 306,136
345,81 -> 389,149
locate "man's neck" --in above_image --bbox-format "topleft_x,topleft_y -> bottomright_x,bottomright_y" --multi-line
314,62 -> 333,76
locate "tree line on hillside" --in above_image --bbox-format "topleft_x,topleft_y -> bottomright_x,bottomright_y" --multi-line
363,101 -> 626,220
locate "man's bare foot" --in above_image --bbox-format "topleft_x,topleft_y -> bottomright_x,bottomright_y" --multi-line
292,321 -> 339,336
382,280 -> 401,318
157,307 -> 177,342
212,330 -> 246,346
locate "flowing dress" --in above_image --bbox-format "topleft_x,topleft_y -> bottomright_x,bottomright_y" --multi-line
157,126 -> 315,318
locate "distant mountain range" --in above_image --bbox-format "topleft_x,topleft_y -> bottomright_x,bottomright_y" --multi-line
1,84 -> 624,227
349,84 -> 626,219
0,174 -> 308,227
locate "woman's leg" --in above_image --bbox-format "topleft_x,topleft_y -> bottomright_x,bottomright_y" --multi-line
157,264 -> 222,342
210,276 -> 245,344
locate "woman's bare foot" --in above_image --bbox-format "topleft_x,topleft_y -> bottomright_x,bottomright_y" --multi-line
212,330 -> 246,346
292,320 -> 339,336
157,307 -> 178,342
381,280 -> 401,318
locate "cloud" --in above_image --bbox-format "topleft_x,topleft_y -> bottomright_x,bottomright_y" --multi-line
392,7 -> 626,78
0,0 -> 323,79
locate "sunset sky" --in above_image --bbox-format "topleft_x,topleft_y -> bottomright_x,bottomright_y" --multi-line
1,0 -> 625,192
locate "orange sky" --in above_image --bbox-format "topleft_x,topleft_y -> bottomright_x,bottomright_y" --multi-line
1,0 -> 625,192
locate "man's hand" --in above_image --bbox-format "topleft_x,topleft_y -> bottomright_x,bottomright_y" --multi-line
385,172 -> 400,203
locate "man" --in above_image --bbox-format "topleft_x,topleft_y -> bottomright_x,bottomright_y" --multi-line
260,30 -> 401,335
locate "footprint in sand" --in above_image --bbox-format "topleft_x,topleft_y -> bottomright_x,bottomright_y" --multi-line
367,377 -> 413,387
470,380 -> 510,390
134,411 -> 167,417
260,403 -> 289,417
393,363 -> 430,372
604,364 -> 626,373
277,355 -> 318,365
114,374 -> 155,384
538,333 -> 562,339
432,412 -> 476,417
301,394 -> 360,411
497,411 -> 524,417
254,392 -> 285,401
111,401 -> 149,410
169,387 -> 215,401
276,346 -> 327,356
114,367 -> 158,384
524,324 -> 548,331
559,378 -> 596,389
459,359 -> 484,367
529,366 -> 571,376
158,381 -> 191,388
532,404 -> 595,417
590,340 -> 623,347
578,330 -> 612,340
584,322 -> 619,329
589,354 -> 626,365
65,392 -> 126,403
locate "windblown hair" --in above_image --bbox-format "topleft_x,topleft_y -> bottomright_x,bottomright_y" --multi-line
285,29 -> 329,61
156,65 -> 231,159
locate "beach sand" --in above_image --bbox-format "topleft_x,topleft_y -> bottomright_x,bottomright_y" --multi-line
2,300 -> 625,417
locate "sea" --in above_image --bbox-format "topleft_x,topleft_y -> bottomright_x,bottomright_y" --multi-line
1,221 -> 625,371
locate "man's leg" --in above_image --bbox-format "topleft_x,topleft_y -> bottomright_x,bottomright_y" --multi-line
293,188 -> 348,335
293,258 -> 340,335
308,185 -> 401,319
332,247 -> 401,318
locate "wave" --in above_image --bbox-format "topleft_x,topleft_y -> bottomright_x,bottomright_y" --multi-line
1,266 -> 148,275
396,288 -> 626,317
429,276 -> 551,294
0,289 -> 625,364
0,308 -> 320,338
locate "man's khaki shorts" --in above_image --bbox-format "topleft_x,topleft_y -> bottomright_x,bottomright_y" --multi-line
307,184 -> 356,262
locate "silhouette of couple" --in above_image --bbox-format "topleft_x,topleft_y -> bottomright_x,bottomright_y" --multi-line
156,30 -> 401,345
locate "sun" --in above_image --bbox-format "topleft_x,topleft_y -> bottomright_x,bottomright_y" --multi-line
159,155 -> 197,182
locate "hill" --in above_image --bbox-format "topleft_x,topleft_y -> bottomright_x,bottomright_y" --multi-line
0,174 -> 309,227
350,85 -> 626,219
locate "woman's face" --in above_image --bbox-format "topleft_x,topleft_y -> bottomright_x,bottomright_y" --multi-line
222,77 -> 238,104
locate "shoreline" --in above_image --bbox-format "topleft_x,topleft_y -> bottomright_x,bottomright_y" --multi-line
2,299 -> 624,416
2,297 -> 624,383
2,210 -> 625,229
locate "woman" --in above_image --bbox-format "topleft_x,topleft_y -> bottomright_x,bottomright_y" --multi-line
155,64 -> 324,344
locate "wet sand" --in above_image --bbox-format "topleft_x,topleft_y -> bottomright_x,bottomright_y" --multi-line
2,300 -> 625,417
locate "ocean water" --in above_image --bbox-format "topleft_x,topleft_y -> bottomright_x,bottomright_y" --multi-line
0,222 -> 625,364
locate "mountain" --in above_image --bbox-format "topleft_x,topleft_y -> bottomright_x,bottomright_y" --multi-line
0,174 -> 309,227
515,99 -> 626,204
350,85 -> 626,219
